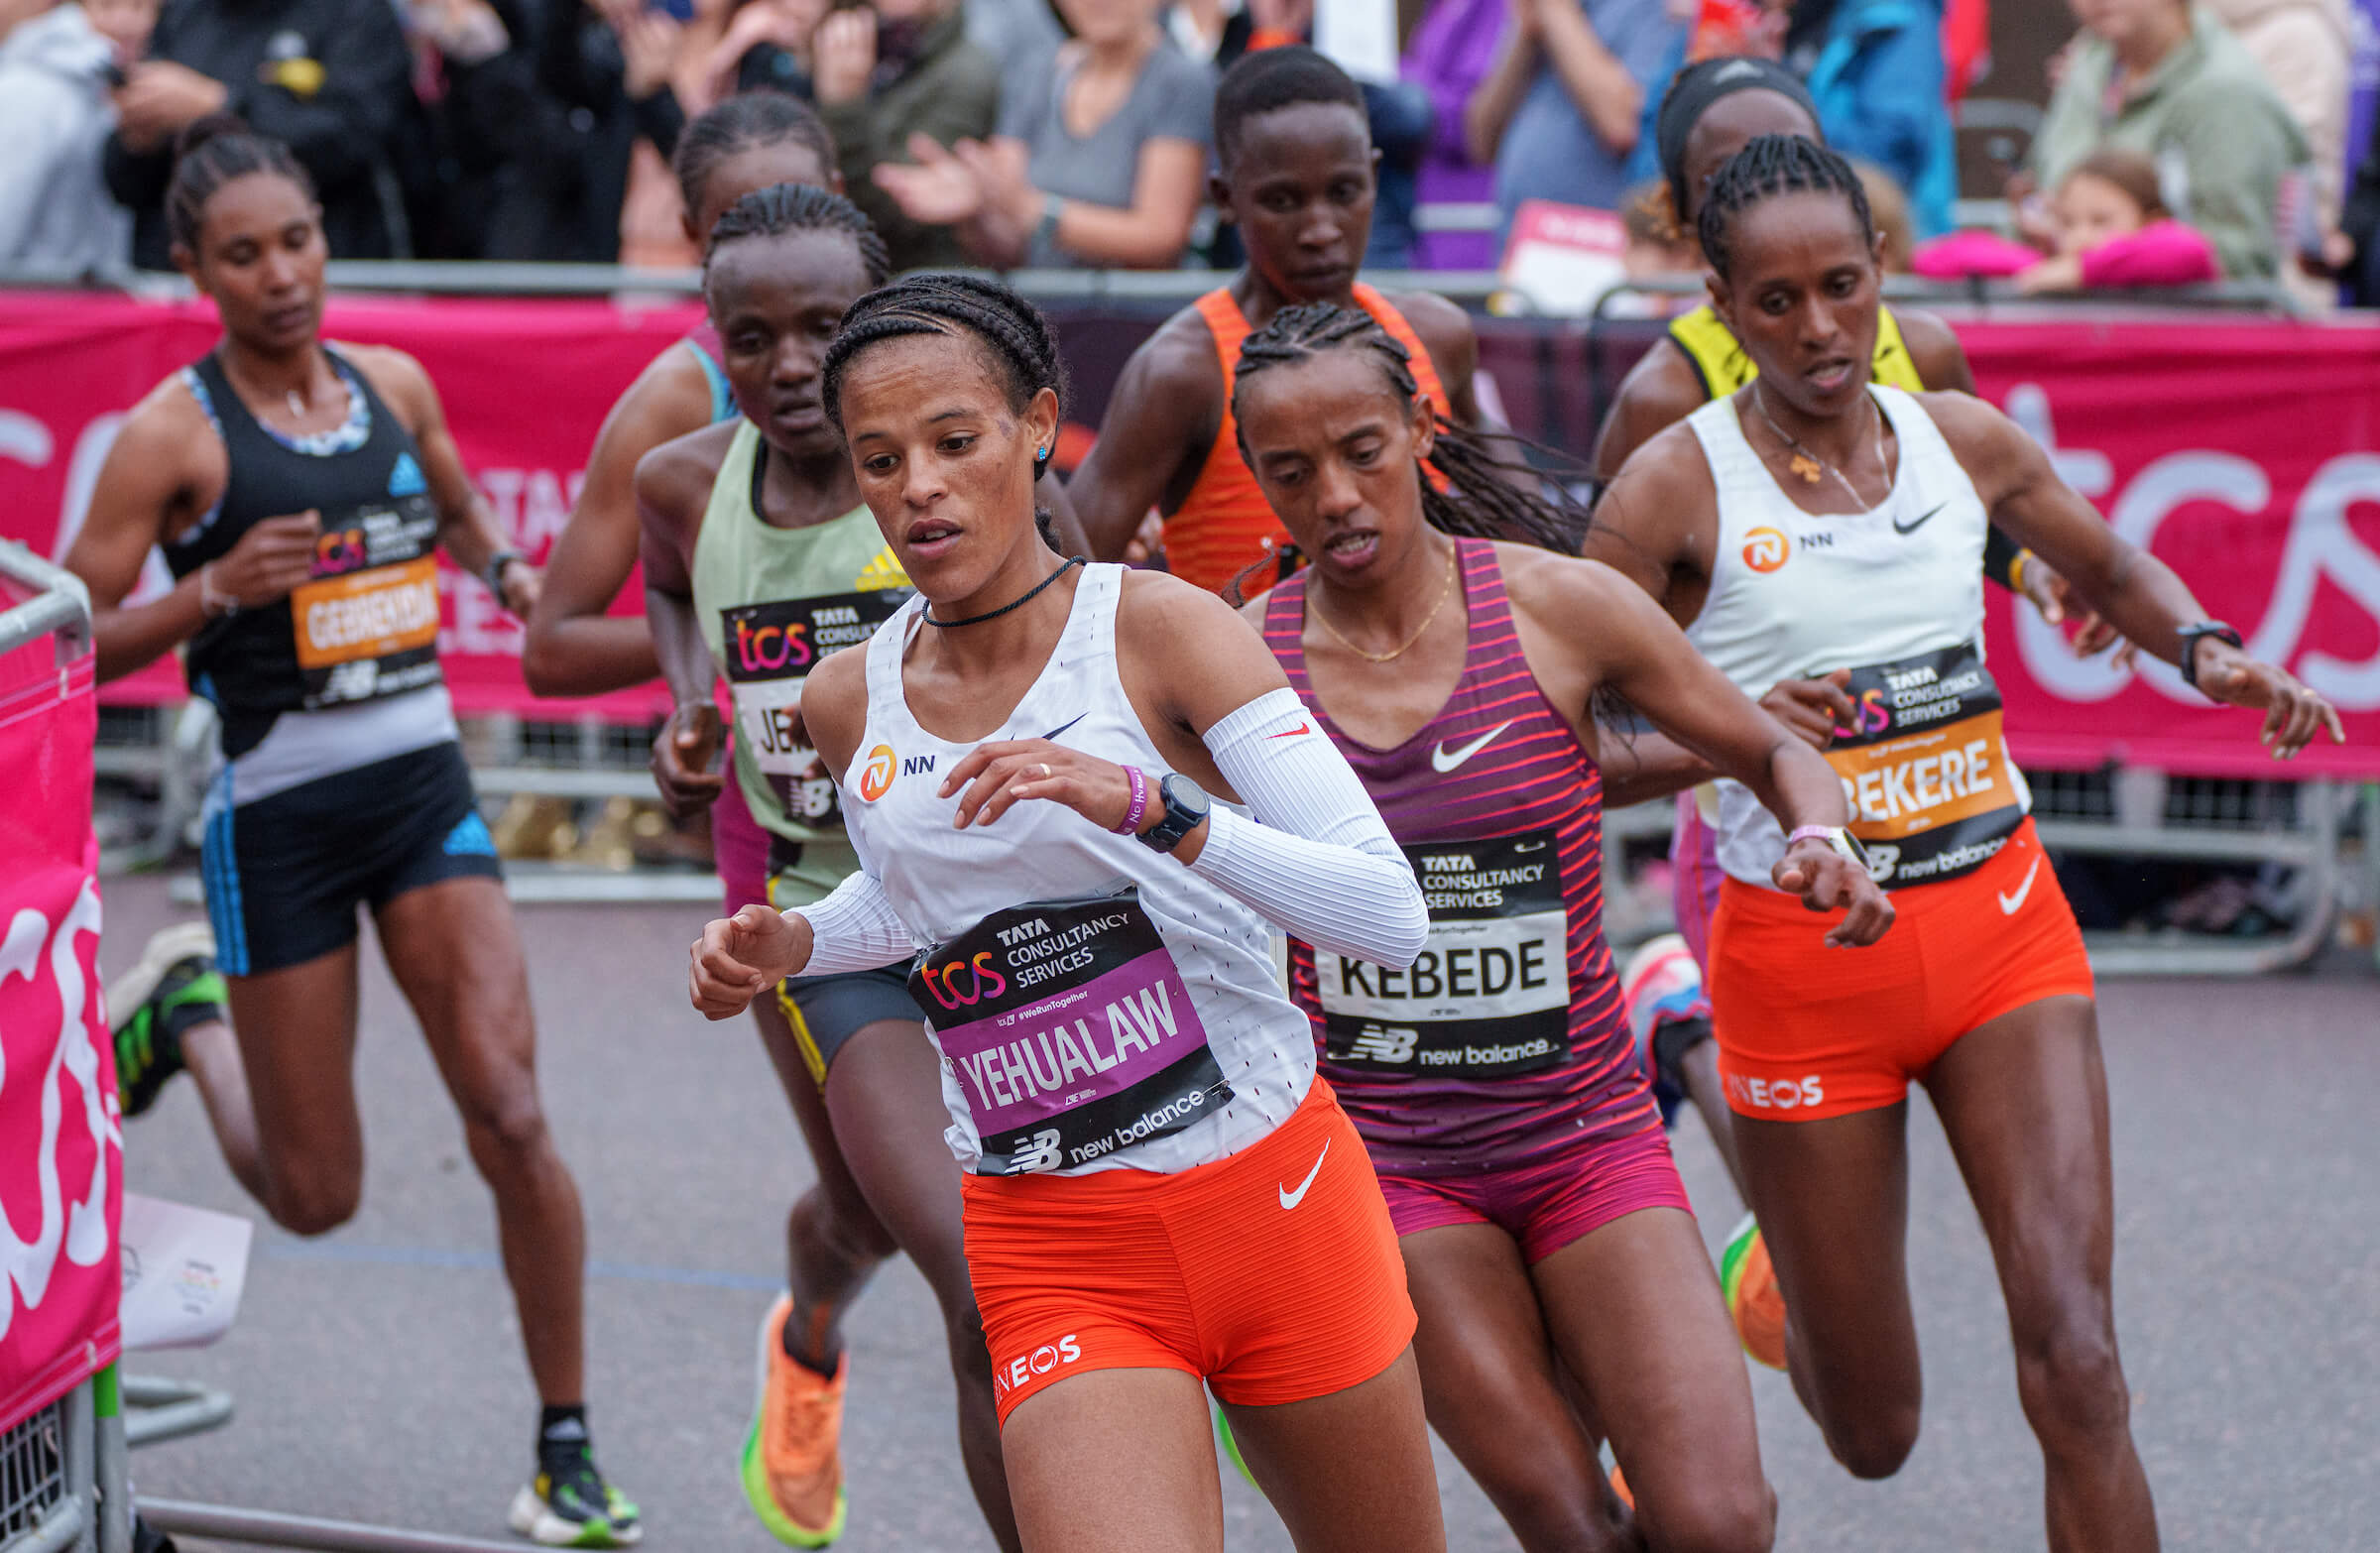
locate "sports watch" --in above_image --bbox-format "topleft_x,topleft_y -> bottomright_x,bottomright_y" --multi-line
1137,774 -> 1211,854
1785,824 -> 1873,875
2175,621 -> 2243,690
482,548 -> 524,600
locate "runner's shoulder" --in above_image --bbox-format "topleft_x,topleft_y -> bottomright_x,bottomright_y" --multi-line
1908,388 -> 2027,469
1384,290 -> 1476,368
1126,305 -> 1229,400
633,419 -> 741,531
1494,540 -> 1645,623
801,629 -> 872,772
331,340 -> 437,422
117,370 -> 225,486
1594,340 -> 1708,473
1891,304 -> 1970,388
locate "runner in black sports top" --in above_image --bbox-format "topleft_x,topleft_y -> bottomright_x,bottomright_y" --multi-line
66,119 -> 636,1548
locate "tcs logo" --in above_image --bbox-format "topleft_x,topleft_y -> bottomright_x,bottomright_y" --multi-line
921,951 -> 1009,1010
994,1333 -> 1083,1398
1832,687 -> 1891,740
313,528 -> 368,576
858,744 -> 896,802
1741,528 -> 1790,573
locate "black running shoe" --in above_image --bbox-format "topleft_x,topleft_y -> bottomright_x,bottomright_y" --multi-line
107,924 -> 225,1118
510,1445 -> 642,1548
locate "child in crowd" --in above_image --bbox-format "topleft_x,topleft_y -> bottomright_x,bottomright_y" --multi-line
1914,147 -> 2218,291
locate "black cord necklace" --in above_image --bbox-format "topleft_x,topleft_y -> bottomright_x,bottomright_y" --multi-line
924,555 -> 1086,628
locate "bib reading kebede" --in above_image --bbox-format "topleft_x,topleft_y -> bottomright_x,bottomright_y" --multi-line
910,892 -> 1233,1176
1314,830 -> 1571,1077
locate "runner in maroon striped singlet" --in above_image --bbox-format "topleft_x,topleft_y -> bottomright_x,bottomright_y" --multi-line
1235,302 -> 1890,1553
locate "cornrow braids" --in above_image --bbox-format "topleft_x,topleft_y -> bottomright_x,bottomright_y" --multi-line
671,91 -> 836,218
1229,303 -> 1592,558
821,273 -> 1071,542
703,182 -> 891,288
167,116 -> 314,256
1697,133 -> 1873,283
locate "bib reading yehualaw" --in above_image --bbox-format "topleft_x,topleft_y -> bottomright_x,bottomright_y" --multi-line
694,419 -> 910,905
1315,830 -> 1569,1076
910,892 -> 1232,1176
1823,641 -> 2023,887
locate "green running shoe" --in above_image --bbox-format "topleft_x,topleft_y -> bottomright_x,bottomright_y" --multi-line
107,923 -> 225,1118
1213,1402 -> 1259,1493
510,1447 -> 642,1548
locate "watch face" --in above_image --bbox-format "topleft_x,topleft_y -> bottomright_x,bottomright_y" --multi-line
1833,829 -> 1874,873
1164,776 -> 1210,819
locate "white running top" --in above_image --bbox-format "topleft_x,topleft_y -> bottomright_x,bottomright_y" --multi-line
836,562 -> 1419,1175
1685,385 -> 2027,886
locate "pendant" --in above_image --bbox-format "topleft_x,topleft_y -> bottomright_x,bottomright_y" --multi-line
1788,453 -> 1822,484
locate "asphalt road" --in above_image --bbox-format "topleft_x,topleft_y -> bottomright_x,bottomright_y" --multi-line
98,876 -> 2379,1552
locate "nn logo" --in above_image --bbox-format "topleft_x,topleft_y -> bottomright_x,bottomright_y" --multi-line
1741,527 -> 1789,573
901,755 -> 936,776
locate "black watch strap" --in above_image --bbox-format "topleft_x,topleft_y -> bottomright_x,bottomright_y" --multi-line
483,548 -> 523,597
2176,621 -> 2242,689
1138,775 -> 1209,854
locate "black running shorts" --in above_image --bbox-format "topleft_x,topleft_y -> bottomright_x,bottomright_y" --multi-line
198,741 -> 504,976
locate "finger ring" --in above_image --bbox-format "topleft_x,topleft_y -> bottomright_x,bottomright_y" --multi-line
1037,763 -> 1051,779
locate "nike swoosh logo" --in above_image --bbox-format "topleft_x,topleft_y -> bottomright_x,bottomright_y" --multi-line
1432,721 -> 1513,774
1997,855 -> 2042,915
1268,723 -> 1316,740
1279,1138 -> 1331,1210
1892,503 -> 1948,537
1040,713 -> 1087,741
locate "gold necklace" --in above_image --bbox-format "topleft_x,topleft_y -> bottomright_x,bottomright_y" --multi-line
1751,386 -> 1890,510
1308,545 -> 1459,664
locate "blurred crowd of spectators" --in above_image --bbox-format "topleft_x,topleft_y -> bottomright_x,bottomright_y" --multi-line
2,0 -> 2377,300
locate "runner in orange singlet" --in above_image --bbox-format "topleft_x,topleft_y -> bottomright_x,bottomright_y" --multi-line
1069,47 -> 1489,595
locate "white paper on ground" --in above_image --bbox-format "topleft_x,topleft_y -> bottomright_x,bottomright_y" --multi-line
119,1193 -> 253,1351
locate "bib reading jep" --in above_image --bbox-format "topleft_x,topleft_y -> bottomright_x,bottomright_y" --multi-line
720,589 -> 909,827
911,892 -> 1232,1175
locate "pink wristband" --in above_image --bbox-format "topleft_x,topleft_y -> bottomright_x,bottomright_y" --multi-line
1786,825 -> 1837,848
1113,765 -> 1148,835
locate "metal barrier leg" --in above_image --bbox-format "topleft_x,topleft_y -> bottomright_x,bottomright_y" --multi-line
136,1502 -> 536,1553
60,1385 -> 94,1553
118,1378 -> 233,1450
91,1372 -> 128,1553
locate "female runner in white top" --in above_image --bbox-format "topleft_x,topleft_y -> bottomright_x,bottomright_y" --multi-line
688,273 -> 1450,1553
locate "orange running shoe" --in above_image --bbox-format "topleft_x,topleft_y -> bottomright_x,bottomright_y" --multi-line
1607,1463 -> 1634,1510
1720,1214 -> 1788,1372
741,1295 -> 848,1546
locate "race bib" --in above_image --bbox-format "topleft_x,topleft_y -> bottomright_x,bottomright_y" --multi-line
1315,829 -> 1570,1077
911,893 -> 1231,1176
1823,641 -> 2026,887
290,497 -> 441,708
720,590 -> 909,826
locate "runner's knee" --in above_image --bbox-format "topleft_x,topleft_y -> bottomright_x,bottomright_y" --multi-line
1643,1477 -> 1776,1553
265,1173 -> 362,1237
457,1075 -> 552,1169
1823,1403 -> 1920,1481
2011,1307 -> 2129,1448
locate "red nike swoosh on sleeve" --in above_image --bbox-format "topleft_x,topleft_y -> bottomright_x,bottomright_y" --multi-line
1268,725 -> 1316,739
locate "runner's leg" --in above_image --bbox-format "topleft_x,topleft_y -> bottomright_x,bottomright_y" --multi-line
1731,1102 -> 1925,1479
1675,1039 -> 1748,1202
1218,1350 -> 1445,1553
217,949 -> 366,1234
824,1018 -> 1019,1551
1397,1223 -> 1629,1553
1003,1369 -> 1224,1553
1922,998 -> 2157,1553
1533,1206 -> 1775,1553
746,994 -> 898,1364
177,1017 -> 267,1201
375,876 -> 584,1405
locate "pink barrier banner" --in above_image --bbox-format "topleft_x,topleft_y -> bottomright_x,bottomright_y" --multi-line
0,291 -> 2374,775
0,605 -> 119,1432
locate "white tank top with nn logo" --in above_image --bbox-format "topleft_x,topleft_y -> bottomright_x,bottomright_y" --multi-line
842,562 -> 1314,1176
1685,384 -> 2029,890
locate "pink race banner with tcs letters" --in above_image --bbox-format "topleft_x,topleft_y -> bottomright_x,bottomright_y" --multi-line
0,290 -> 2374,776
0,594 -> 120,1432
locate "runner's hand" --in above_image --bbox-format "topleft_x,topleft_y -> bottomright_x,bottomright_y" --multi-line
942,739 -> 1139,833
652,702 -> 725,815
497,561 -> 541,619
1774,839 -> 1894,947
1759,669 -> 1852,749
2191,642 -> 2345,759
210,510 -> 321,607
689,902 -> 809,1019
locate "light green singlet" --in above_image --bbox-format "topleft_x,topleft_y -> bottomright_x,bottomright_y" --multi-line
693,420 -> 911,906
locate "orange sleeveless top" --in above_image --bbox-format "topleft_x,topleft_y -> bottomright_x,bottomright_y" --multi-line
1165,283 -> 1451,596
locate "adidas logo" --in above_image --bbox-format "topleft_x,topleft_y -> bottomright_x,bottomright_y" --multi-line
388,451 -> 425,498
855,546 -> 910,591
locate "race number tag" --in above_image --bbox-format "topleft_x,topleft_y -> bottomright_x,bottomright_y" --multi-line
1823,641 -> 2026,887
1316,829 -> 1570,1077
720,590 -> 909,826
911,893 -> 1231,1175
290,497 -> 441,708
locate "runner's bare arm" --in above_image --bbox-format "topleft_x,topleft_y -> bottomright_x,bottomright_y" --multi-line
525,352 -> 712,695
1399,292 -> 1488,428
359,346 -> 534,617
1591,345 -> 1708,484
1066,322 -> 1219,561
1895,308 -> 1974,394
634,427 -> 732,813
1577,429 -> 1719,623
1933,392 -> 2343,756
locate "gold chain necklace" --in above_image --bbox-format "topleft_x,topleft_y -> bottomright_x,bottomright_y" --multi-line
1309,545 -> 1459,664
1751,386 -> 1891,510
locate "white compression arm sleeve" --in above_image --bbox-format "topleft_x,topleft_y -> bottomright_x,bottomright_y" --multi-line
787,819 -> 918,974
1187,687 -> 1427,967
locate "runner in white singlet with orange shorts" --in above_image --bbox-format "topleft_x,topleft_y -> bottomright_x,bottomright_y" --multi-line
1589,135 -> 2342,1553
687,273 -> 1451,1553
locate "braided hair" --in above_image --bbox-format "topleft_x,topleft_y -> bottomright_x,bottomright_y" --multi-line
704,182 -> 891,287
1697,133 -> 1873,283
1229,303 -> 1590,557
672,91 -> 836,219
821,273 -> 1070,541
166,116 -> 314,256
